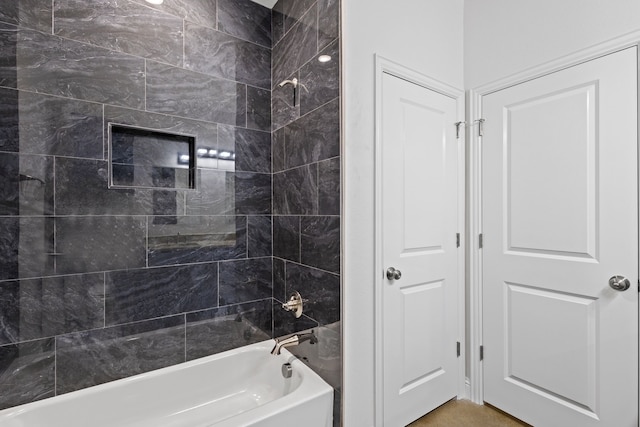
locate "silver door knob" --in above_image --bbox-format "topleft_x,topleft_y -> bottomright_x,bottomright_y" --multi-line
386,267 -> 402,281
609,275 -> 631,291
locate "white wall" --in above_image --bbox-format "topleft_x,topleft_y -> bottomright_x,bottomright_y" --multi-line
342,1 -> 464,425
464,0 -> 640,88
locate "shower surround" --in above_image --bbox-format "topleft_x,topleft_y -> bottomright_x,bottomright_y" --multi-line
0,0 -> 340,420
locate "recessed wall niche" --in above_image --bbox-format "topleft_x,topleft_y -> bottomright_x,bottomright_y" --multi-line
109,124 -> 196,190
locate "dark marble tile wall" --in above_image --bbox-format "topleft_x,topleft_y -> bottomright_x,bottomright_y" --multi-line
271,1 -> 341,426
0,0 -> 279,411
0,0 -> 342,422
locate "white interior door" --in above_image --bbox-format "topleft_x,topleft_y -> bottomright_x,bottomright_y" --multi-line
380,72 -> 461,426
482,47 -> 638,426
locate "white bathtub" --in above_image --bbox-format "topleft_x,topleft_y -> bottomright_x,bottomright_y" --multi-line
0,340 -> 334,427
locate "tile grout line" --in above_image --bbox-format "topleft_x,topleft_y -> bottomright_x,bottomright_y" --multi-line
103,272 -> 107,328
52,155 -> 57,274
53,337 -> 57,396
182,19 -> 186,69
144,60 -> 147,111
298,216 -> 302,264
145,216 -> 149,268
245,216 -> 249,258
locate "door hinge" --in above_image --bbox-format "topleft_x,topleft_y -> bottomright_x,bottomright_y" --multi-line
480,345 -> 484,361
456,233 -> 461,248
455,121 -> 466,139
457,341 -> 461,357
475,118 -> 485,137
637,279 -> 639,292
479,233 -> 483,249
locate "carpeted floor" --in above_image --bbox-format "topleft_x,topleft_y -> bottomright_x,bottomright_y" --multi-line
408,399 -> 531,426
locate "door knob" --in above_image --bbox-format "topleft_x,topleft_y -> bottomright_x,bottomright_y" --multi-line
386,267 -> 402,281
609,275 -> 631,291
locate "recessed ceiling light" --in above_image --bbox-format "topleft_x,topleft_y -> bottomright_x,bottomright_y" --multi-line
318,55 -> 332,63
146,0 -> 164,4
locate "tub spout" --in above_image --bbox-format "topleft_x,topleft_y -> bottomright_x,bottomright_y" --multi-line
271,331 -> 317,355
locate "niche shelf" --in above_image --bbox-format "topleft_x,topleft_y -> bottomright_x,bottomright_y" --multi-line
108,123 -> 196,190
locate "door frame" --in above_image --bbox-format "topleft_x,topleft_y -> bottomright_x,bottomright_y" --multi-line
468,32 -> 640,405
373,54 -> 466,426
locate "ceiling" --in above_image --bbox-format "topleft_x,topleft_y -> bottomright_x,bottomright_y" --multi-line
250,0 -> 277,8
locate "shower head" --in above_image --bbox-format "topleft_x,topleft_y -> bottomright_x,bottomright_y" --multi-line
278,77 -> 298,88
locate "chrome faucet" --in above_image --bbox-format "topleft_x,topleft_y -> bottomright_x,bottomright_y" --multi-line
271,330 -> 317,355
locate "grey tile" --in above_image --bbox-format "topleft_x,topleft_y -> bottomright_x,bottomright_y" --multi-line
55,157 -> 182,216
272,8 -> 285,46
219,125 -> 271,173
0,274 -> 104,345
272,127 -> 286,173
286,98 -> 340,168
20,217 -> 55,279
273,215 -> 300,262
0,153 -> 54,216
301,216 -> 340,273
186,299 -> 272,360
273,164 -> 318,215
7,90 -> 104,159
54,0 -> 183,66
273,257 -> 286,301
217,0 -> 272,48
247,86 -> 271,132
284,322 -> 341,390
146,61 -> 246,126
10,29 -> 145,108
299,41 -> 340,116
105,106 -> 218,162
318,0 -> 339,50
248,215 -> 272,258
216,128 -> 236,172
0,0 -> 51,33
129,0 -> 217,29
0,217 -> 55,281
0,339 -> 55,410
0,87 -> 18,152
56,316 -> 185,394
282,0 -> 316,35
184,22 -> 271,89
333,389 -> 342,427
271,71 -> 300,130
272,4 -> 317,87
55,216 -> 147,275
148,216 -> 247,266
273,300 -> 318,337
285,263 -> 339,325
219,257 -> 273,305
186,169 -> 235,215
319,157 -> 340,215
106,263 -> 217,326
152,189 -> 181,218
0,24 -> 18,89
235,172 -> 272,214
